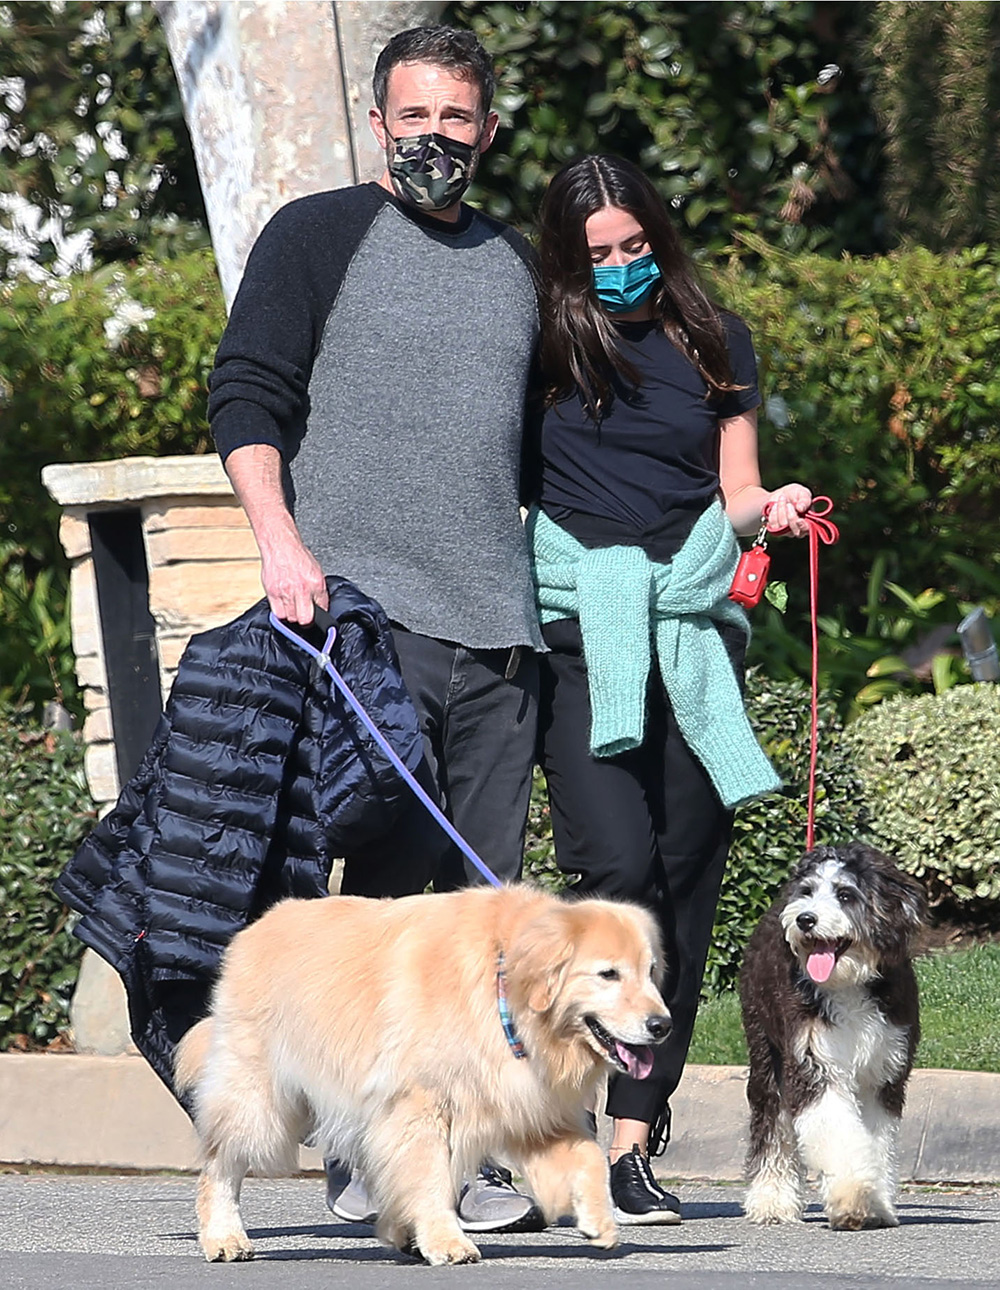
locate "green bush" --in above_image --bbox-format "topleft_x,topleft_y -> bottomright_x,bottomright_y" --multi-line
843,682 -> 1000,914
711,240 -> 1000,627
0,249 -> 224,568
525,670 -> 870,995
0,1 -> 208,273
450,0 -> 884,255
0,541 -> 76,714
0,705 -> 95,1048
0,249 -> 224,711
747,559 -> 999,723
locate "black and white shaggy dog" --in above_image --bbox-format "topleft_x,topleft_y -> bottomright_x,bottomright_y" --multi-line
739,842 -> 925,1230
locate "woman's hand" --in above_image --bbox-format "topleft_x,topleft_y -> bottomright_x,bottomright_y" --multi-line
764,483 -> 813,538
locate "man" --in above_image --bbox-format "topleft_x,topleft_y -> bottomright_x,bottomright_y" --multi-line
207,26 -> 544,1233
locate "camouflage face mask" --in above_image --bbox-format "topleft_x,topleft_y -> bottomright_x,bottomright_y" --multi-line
385,130 -> 480,212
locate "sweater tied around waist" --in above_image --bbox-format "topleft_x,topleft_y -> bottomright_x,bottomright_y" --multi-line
527,500 -> 781,809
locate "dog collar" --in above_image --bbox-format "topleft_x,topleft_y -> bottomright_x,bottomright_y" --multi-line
496,951 -> 528,1060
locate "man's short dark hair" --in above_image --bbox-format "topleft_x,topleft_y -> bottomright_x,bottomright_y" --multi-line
372,25 -> 496,118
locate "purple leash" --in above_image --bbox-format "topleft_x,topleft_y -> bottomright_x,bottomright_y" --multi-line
269,612 -> 504,890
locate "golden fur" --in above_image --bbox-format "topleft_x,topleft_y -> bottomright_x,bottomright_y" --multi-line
175,884 -> 668,1265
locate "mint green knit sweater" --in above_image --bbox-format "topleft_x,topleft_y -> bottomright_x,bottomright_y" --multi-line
528,501 -> 780,809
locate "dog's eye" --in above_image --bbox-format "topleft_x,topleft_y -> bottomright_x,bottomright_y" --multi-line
597,968 -> 621,981
836,887 -> 856,905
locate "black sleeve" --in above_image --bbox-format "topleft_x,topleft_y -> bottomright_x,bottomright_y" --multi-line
208,186 -> 387,462
716,313 -> 761,421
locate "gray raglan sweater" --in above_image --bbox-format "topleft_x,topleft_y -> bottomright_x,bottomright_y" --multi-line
209,182 -> 543,650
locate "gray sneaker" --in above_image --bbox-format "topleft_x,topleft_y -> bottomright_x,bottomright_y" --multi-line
457,1163 -> 546,1233
325,1161 -> 377,1224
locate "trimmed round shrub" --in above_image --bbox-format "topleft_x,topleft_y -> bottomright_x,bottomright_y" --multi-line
843,683 -> 1000,914
0,706 -> 95,1047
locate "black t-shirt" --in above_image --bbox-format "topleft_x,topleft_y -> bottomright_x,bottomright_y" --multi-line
539,313 -> 760,562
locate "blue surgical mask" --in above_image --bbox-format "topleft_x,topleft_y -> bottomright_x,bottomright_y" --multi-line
592,251 -> 661,313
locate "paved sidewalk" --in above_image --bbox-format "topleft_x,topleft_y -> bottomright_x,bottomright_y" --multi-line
1,1173 -> 997,1290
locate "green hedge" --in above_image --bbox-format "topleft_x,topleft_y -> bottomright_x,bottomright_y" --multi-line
0,250 -> 225,713
0,706 -> 94,1048
844,682 -> 1000,914
0,250 -> 224,570
525,669 -> 870,995
450,0 -> 884,256
709,240 -> 1000,628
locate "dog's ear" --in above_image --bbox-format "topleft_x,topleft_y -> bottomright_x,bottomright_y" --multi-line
854,843 -> 927,961
507,908 -> 576,1013
877,863 -> 926,958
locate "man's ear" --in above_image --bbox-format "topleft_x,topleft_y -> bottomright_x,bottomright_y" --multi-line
369,106 -> 389,150
479,110 -> 500,156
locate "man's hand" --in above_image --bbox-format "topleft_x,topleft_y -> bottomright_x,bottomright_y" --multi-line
259,533 -> 329,624
222,443 -> 329,624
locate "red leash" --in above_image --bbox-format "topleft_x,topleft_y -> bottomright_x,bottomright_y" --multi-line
773,498 -> 840,849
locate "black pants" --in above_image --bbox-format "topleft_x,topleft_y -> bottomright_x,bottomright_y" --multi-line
537,617 -> 739,1138
340,625 -> 539,897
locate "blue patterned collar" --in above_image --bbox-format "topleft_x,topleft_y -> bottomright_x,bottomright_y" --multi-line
496,951 -> 528,1059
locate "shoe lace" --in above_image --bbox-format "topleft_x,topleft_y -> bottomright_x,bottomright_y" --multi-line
478,1162 -> 514,1191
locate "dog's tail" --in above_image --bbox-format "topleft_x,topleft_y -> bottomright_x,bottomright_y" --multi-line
174,1017 -> 213,1100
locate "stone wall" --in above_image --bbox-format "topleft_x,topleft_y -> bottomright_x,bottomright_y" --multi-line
43,454 -> 262,811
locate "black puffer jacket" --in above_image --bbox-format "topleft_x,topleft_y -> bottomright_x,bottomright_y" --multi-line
55,576 -> 422,1094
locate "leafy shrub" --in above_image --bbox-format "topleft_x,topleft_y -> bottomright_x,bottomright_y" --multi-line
449,0 -> 884,255
712,240 -> 1000,643
0,705 -> 95,1048
747,557 -> 999,723
523,767 -> 563,892
524,671 -> 870,995
0,249 -> 223,566
843,682 -> 1000,914
0,249 -> 224,711
0,541 -> 76,713
0,1 -> 208,274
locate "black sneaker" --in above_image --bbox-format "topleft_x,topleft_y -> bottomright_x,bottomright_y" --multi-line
609,1144 -> 682,1225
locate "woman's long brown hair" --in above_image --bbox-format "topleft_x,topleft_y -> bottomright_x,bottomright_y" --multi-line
538,154 -> 740,421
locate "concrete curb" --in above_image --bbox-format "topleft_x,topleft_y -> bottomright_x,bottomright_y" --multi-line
2,1053 -> 998,1182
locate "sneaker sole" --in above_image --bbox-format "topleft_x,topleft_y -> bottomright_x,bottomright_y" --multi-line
613,1204 -> 682,1226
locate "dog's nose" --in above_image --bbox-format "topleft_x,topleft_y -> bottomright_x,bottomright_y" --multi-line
645,1014 -> 672,1041
796,911 -> 818,932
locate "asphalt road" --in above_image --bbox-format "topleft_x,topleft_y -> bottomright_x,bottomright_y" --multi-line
1,1173 -> 998,1289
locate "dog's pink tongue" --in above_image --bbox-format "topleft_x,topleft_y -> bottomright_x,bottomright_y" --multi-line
807,950 -> 836,983
615,1042 -> 654,1080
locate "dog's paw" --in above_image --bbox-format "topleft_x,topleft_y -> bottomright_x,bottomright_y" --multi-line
743,1189 -> 803,1225
200,1230 -> 254,1262
829,1207 -> 899,1231
420,1234 -> 482,1266
743,1202 -> 805,1222
581,1221 -> 619,1250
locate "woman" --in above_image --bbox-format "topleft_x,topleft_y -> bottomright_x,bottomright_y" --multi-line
529,154 -> 812,1225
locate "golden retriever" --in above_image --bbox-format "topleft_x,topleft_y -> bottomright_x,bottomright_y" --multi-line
175,883 -> 669,1265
